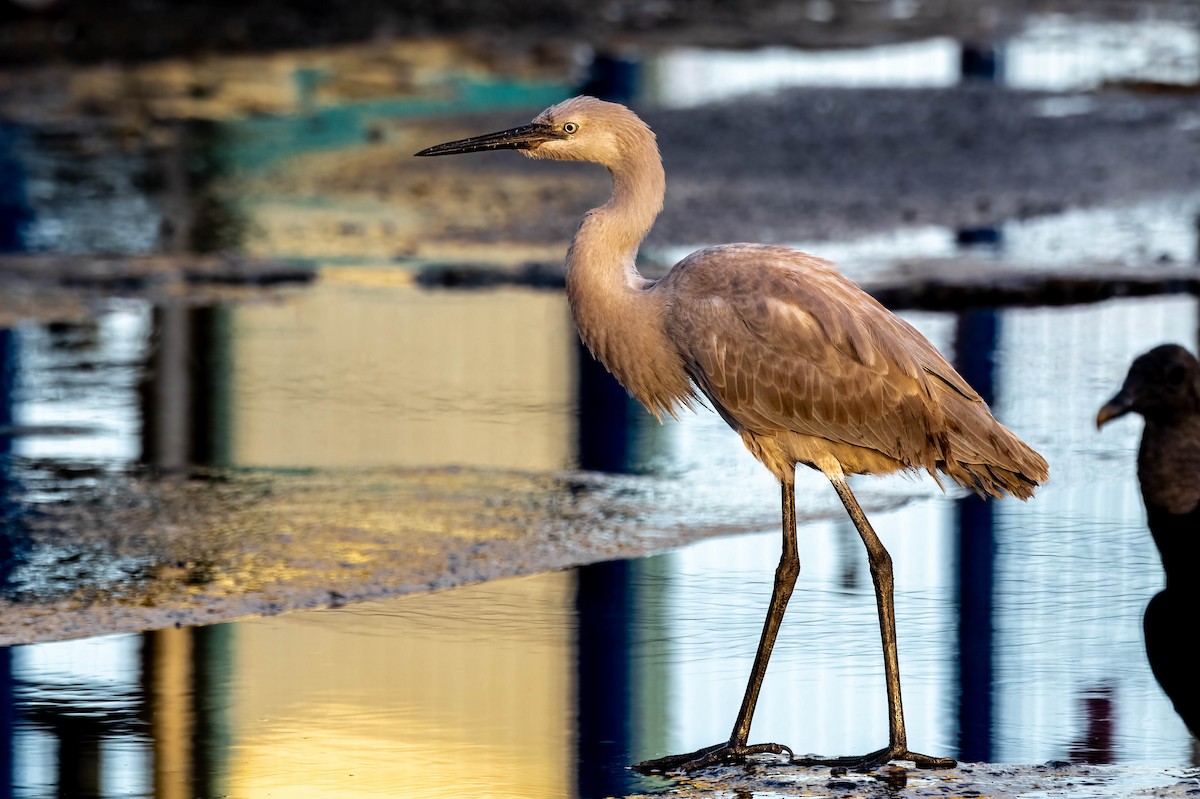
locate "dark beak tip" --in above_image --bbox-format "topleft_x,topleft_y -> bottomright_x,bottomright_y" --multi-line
411,124 -> 553,159
1095,400 -> 1128,430
414,143 -> 460,157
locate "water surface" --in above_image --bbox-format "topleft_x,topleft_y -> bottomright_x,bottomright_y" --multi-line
2,16 -> 1200,798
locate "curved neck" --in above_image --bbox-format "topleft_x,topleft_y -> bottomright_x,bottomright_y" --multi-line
566,138 -> 665,305
605,152 -> 667,254
565,144 -> 690,418
569,147 -> 666,269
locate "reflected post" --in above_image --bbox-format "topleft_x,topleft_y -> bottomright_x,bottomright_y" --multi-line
136,115 -> 236,798
573,52 -> 647,797
954,309 -> 999,763
142,628 -> 194,799
0,123 -> 27,796
0,330 -> 14,799
139,305 -> 229,470
140,626 -> 232,799
953,39 -> 1005,763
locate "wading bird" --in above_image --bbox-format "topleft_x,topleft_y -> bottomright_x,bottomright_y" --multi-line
416,96 -> 1048,773
1097,344 -> 1200,735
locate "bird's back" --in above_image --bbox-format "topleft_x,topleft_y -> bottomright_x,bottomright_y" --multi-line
654,244 -> 1048,497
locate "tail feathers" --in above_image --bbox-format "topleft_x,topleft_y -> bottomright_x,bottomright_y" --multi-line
941,456 -> 1044,500
936,395 -> 1049,501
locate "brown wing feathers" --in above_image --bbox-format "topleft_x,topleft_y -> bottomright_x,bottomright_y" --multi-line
665,245 -> 1048,498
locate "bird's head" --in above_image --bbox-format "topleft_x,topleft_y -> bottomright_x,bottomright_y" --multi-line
1096,344 -> 1200,429
414,95 -> 655,169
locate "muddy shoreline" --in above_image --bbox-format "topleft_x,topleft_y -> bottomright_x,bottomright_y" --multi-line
0,465 -> 927,646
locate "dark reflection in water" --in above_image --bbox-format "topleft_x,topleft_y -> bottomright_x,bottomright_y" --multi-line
0,520 -> 1193,799
17,667 -> 144,797
0,328 -> 21,799
3,575 -> 661,798
1145,588 -> 1200,738
0,263 -> 1196,795
0,123 -> 32,253
1067,684 -> 1116,765
1142,455 -> 1200,737
162,121 -> 249,256
140,305 -> 230,473
6,628 -> 234,799
576,560 -> 636,797
0,266 -> 1196,795
141,626 -> 233,799
572,58 -> 658,792
0,122 -> 30,612
953,307 -> 999,764
0,28 -> 1198,796
0,649 -> 10,799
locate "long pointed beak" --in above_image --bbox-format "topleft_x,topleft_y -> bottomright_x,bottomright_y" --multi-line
1096,391 -> 1134,429
414,123 -> 559,157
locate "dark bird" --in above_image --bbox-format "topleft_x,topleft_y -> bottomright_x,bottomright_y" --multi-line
416,96 -> 1049,772
1097,343 -> 1200,736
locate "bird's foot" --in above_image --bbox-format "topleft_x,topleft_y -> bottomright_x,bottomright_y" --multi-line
793,745 -> 956,772
633,740 -> 794,774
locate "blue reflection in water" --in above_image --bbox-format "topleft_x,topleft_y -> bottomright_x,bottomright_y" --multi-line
0,480 -> 1193,799
0,251 -> 1196,796
0,123 -> 32,253
955,308 -> 999,763
576,560 -> 637,797
0,228 -> 1195,797
0,120 -> 31,602
11,636 -> 148,797
0,27 -> 1198,797
0,319 -> 13,799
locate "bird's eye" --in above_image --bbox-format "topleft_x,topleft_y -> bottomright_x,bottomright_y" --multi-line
562,122 -> 579,134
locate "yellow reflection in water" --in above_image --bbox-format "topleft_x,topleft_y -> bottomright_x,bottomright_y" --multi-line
229,272 -> 575,471
147,628 -> 194,799
226,572 -> 574,798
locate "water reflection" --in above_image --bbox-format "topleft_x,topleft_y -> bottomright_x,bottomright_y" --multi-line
7,578 -> 584,798
0,239 -> 1198,795
0,290 -> 1197,795
953,307 -> 999,763
647,14 -> 1200,106
1,14 -> 1200,798
659,191 -> 1200,288
3,480 -> 1197,799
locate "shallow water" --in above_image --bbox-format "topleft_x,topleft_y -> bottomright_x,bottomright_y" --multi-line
5,482 -> 1198,799
2,13 -> 1200,798
651,13 -> 1200,105
3,269 -> 1197,797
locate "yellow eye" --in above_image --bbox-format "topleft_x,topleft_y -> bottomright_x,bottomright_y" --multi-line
563,122 -> 579,134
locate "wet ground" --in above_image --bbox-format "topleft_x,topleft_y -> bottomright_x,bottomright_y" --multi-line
2,4 -> 1200,798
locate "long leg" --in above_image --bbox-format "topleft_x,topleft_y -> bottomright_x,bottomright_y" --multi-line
632,480 -> 799,773
793,473 -> 956,771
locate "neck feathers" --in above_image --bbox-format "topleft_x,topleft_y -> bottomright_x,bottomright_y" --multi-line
605,143 -> 665,247
565,134 -> 692,419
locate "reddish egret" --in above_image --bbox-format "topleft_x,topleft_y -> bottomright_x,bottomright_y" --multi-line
416,96 -> 1048,772
1097,344 -> 1200,734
